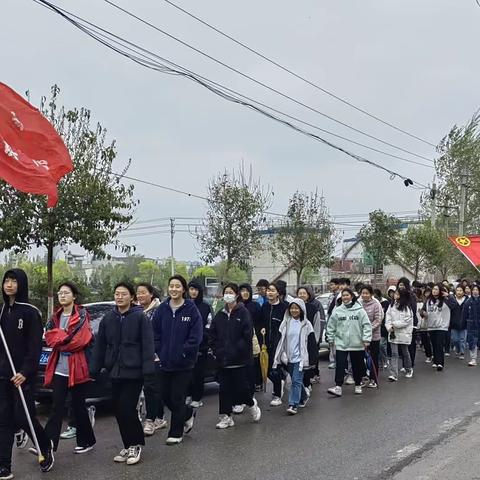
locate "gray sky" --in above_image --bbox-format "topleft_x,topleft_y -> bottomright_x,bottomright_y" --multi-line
2,0 -> 479,261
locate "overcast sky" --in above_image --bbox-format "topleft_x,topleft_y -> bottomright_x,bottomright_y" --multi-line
2,0 -> 479,261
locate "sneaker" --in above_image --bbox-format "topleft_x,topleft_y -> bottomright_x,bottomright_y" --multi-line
270,396 -> 282,407
88,406 -> 96,428
190,401 -> 203,409
432,363 -> 438,368
459,355 -> 465,360
445,352 -> 450,357
388,375 -> 398,382
114,448 -> 129,463
143,419 -> 155,436
165,437 -> 183,445
311,375 -> 320,384
184,411 -> 196,434
327,386 -> 342,397
232,404 -> 245,414
0,467 -> 13,480
74,445 -> 94,454
286,406 -> 298,415
255,385 -> 263,392
437,365 -> 444,371
154,418 -> 167,430
39,441 -> 55,473
344,374 -> 355,385
216,415 -> 235,429
249,398 -> 261,422
425,357 -> 432,363
15,430 -> 28,449
400,367 -> 406,373
126,445 -> 141,466
405,369 -> 414,378
468,359 -> 477,366
360,377 -> 369,387
367,380 -> 378,388
328,362 -> 336,369
185,396 -> 192,405
354,385 -> 362,395
298,396 -> 309,408
60,426 -> 77,440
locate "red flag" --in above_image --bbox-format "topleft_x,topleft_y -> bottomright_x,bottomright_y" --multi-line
448,235 -> 480,271
0,83 -> 73,207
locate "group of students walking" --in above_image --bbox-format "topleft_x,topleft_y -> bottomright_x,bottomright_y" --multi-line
1,267 -> 479,479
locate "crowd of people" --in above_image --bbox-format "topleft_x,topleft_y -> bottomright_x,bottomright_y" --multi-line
1,267 -> 479,479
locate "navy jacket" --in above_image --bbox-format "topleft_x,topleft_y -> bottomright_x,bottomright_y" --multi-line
209,303 -> 253,368
0,269 -> 43,381
90,304 -> 155,380
152,299 -> 203,371
463,296 -> 480,333
448,296 -> 467,330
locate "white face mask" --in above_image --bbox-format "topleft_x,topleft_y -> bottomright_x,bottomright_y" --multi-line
223,293 -> 236,304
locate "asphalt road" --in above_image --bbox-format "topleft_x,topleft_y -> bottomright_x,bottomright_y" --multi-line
12,351 -> 480,480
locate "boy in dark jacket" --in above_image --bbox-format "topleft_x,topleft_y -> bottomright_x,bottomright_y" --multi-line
187,280 -> 213,408
209,283 -> 261,429
0,269 -> 53,478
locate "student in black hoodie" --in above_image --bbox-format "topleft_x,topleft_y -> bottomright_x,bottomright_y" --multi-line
209,283 -> 261,429
260,282 -> 288,406
90,282 -> 154,466
0,269 -> 53,479
187,280 -> 212,409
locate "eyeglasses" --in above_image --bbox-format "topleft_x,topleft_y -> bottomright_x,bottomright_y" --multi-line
57,291 -> 73,296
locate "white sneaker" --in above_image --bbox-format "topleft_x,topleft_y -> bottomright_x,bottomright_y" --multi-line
114,449 -> 129,463
328,362 -> 336,369
354,385 -> 362,395
345,374 -> 355,385
74,445 -> 94,454
184,411 -> 196,434
232,404 -> 245,414
249,398 -> 261,422
154,418 -> 167,430
216,415 -> 235,429
459,355 -> 465,360
367,380 -> 378,388
425,358 -> 432,363
166,437 -> 183,445
143,419 -> 155,436
400,368 -> 406,373
388,375 -> 398,382
469,359 -> 477,366
437,364 -> 444,371
126,445 -> 141,465
190,401 -> 203,409
405,369 -> 414,378
327,386 -> 342,397
445,352 -> 451,357
270,396 -> 282,407
432,363 -> 438,368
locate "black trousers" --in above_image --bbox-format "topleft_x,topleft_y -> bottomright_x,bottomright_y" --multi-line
111,379 -> 145,448
267,350 -> 285,397
0,379 -> 50,470
189,352 -> 207,402
429,330 -> 446,367
45,374 -> 96,450
335,350 -> 366,386
368,340 -> 380,381
445,329 -> 451,353
408,331 -> 417,368
420,331 -> 432,358
144,366 -> 164,421
218,367 -> 254,415
160,370 -> 193,439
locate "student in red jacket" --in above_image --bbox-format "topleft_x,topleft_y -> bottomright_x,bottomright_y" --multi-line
44,282 -> 96,455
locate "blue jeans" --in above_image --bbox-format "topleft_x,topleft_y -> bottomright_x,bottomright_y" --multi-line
287,363 -> 307,407
450,329 -> 467,355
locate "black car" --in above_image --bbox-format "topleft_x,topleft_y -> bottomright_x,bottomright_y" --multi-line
35,301 -> 218,404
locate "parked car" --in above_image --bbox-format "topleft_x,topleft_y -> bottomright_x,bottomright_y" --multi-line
35,301 -> 218,404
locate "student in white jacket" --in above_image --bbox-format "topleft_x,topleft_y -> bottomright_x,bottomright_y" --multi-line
386,289 -> 414,381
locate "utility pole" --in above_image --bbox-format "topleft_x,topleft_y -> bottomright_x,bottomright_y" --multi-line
431,181 -> 437,228
170,218 -> 175,276
459,168 -> 468,236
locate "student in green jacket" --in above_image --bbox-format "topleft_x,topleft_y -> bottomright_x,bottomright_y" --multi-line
326,288 -> 372,397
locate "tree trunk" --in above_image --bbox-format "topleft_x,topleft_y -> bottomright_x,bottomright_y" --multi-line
47,241 -> 54,319
296,268 -> 303,290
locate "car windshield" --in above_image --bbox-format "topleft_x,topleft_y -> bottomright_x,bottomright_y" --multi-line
85,304 -> 114,335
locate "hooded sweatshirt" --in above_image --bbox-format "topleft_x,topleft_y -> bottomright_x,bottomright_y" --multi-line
449,295 -> 467,330
325,301 -> 372,351
359,297 -> 383,342
423,298 -> 451,331
300,286 -> 326,343
0,269 -> 43,381
188,280 -> 213,352
273,298 -> 316,371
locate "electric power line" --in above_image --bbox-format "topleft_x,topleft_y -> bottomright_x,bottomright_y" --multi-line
34,0 -> 430,188
104,0 -> 435,164
162,0 -> 436,148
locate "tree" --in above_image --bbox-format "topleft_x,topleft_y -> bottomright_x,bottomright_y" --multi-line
214,261 -> 249,285
358,210 -> 401,280
398,222 -> 445,280
271,191 -> 335,288
0,86 -> 137,316
198,164 -> 272,278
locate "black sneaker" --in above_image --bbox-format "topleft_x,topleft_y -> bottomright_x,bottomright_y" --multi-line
39,441 -> 55,473
15,430 -> 28,449
0,467 -> 13,480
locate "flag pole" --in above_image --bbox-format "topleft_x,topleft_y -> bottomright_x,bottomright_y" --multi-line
0,307 -> 44,463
